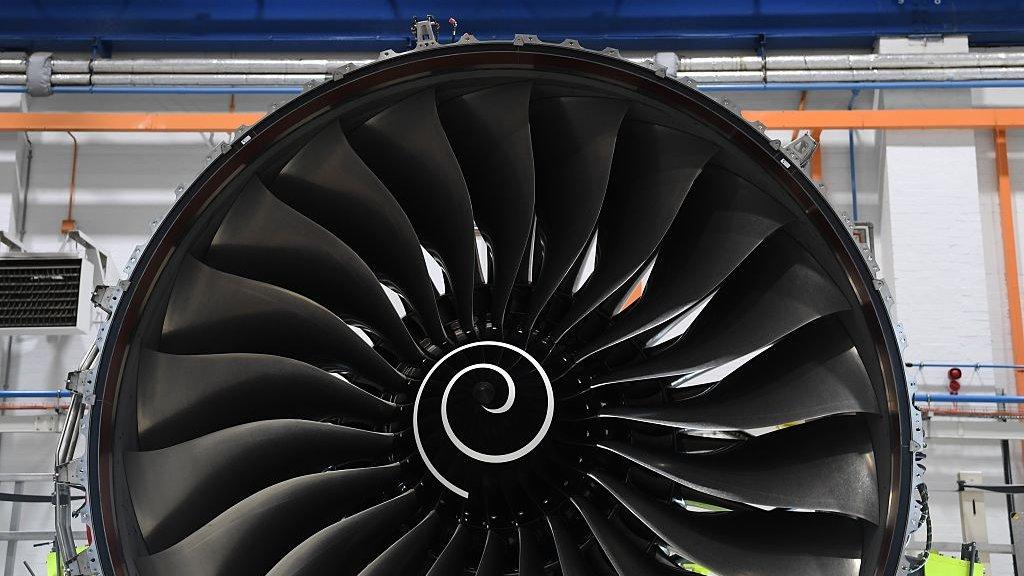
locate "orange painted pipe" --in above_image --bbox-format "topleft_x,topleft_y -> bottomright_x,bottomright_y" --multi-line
3,109 -> 1024,133
995,128 -> 1024,400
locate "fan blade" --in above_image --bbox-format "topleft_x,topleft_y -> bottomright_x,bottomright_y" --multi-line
349,89 -> 477,334
207,177 -> 423,361
136,464 -> 402,576
358,510 -> 441,576
524,97 -> 628,331
266,490 -> 420,576
126,419 -> 393,552
425,522 -> 470,576
595,232 -> 848,386
476,529 -> 506,576
439,82 -> 535,329
273,120 -> 447,344
547,516 -> 589,576
574,167 -> 792,361
137,350 -> 397,450
162,255 -> 406,391
598,317 -> 879,430
572,496 -> 683,576
591,472 -> 863,576
518,526 -> 545,576
596,416 -> 879,522
547,122 -> 716,342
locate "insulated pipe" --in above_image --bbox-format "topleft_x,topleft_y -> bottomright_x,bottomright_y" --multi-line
2,79 -> 1024,96
701,80 -> 1024,91
683,67 -> 1024,84
0,51 -> 1009,75
675,52 -> 1024,72
82,57 -> 375,73
87,73 -> 330,86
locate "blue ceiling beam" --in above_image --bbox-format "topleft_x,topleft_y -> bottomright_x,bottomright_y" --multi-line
2,0 -> 1024,53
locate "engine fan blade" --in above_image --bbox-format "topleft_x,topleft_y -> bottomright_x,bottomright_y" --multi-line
595,231 -> 848,386
591,472 -> 863,576
207,177 -> 423,360
161,255 -> 407,391
573,167 -> 792,361
136,464 -> 403,576
349,89 -> 477,334
547,516 -> 589,576
598,317 -> 879,430
518,526 -> 545,576
572,496 -> 685,576
136,350 -> 397,450
524,97 -> 628,332
425,522 -> 470,576
273,120 -> 448,343
265,490 -> 420,576
358,510 -> 441,575
439,82 -> 535,330
126,420 -> 393,552
596,416 -> 879,522
546,122 -> 716,343
476,529 -> 506,576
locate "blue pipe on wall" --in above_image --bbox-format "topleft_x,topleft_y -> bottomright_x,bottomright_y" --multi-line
907,362 -> 1024,370
847,89 -> 860,220
914,393 -> 1024,404
0,390 -> 72,399
0,86 -> 302,95
3,79 -> 1024,97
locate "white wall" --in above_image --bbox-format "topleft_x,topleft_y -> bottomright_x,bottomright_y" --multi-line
1,71 -> 1024,575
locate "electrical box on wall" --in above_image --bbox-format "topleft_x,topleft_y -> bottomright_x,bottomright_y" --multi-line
0,254 -> 94,336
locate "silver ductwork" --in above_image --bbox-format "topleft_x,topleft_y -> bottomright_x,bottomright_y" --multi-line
4,48 -> 1024,91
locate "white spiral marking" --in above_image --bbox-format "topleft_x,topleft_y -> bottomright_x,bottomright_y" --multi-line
413,341 -> 554,499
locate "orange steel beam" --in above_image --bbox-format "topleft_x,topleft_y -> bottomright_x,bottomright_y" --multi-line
745,108 -> 1024,130
4,109 -> 1024,132
0,112 -> 265,132
995,128 -> 1024,399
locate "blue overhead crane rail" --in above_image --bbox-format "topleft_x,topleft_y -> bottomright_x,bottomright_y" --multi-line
2,0 -> 1024,53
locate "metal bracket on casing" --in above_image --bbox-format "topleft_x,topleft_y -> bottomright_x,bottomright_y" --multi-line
91,280 -> 130,315
65,368 -> 96,403
412,16 -> 441,49
783,133 -> 819,168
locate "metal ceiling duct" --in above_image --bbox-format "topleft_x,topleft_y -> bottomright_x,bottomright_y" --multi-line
56,34 -> 925,576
